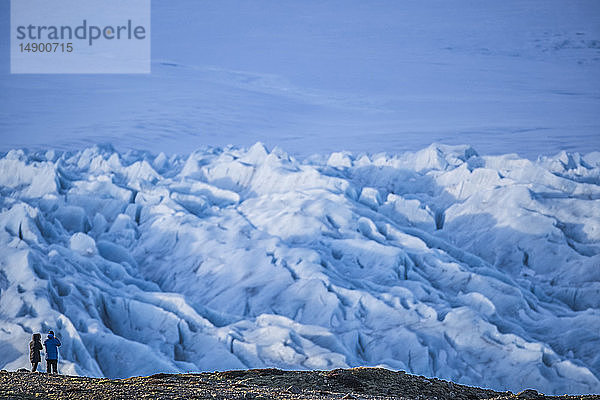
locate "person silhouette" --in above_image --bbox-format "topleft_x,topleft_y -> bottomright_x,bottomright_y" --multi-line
43,330 -> 61,374
29,333 -> 42,372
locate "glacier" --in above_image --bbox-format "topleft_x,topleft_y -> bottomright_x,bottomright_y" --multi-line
0,143 -> 599,395
2,0 -> 599,158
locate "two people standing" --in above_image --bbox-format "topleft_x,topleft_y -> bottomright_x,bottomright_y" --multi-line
29,331 -> 61,373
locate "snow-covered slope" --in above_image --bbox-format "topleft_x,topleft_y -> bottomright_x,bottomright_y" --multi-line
0,143 -> 599,395
1,1 -> 599,157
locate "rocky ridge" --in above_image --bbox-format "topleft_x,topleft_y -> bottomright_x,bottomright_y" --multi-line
1,368 -> 598,400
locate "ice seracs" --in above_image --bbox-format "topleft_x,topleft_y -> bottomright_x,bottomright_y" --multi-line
0,143 -> 598,395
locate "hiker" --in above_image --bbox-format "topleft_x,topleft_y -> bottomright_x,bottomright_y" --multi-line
29,333 -> 43,372
43,330 -> 61,374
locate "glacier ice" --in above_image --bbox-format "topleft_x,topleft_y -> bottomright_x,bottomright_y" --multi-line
0,143 -> 598,395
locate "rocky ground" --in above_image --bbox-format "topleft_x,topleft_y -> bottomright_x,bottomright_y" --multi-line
0,368 -> 598,400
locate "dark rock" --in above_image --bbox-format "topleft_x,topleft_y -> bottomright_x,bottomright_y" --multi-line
255,368 -> 285,376
287,385 -> 301,394
327,370 -> 364,391
518,389 -> 543,399
220,370 -> 246,379
149,373 -> 171,379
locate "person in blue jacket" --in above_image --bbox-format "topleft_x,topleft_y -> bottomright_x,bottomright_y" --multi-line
43,330 -> 61,374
